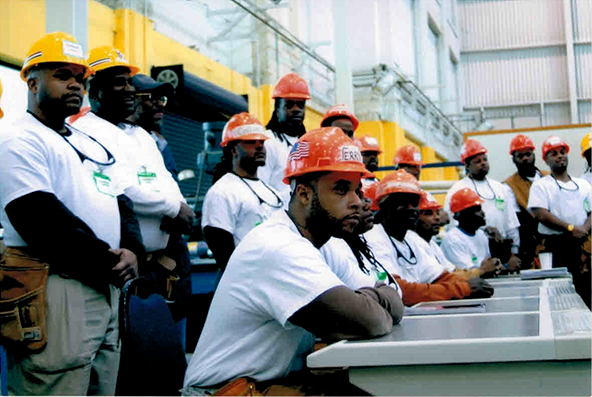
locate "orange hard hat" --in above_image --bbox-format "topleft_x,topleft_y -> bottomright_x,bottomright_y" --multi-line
542,136 -> 570,159
419,191 -> 442,211
375,170 -> 422,204
320,104 -> 359,131
283,127 -> 373,184
362,182 -> 380,211
509,134 -> 535,154
272,73 -> 311,100
355,135 -> 382,154
450,188 -> 484,214
393,145 -> 424,166
221,112 -> 272,147
460,139 -> 488,164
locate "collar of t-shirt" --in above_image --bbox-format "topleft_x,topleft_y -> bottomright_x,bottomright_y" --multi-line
285,134 -> 298,148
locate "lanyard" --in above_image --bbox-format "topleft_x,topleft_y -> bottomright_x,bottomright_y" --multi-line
469,177 -> 497,200
551,174 -> 579,192
233,172 -> 283,208
389,236 -> 418,265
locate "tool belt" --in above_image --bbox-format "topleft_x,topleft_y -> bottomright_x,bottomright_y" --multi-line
0,247 -> 49,352
146,252 -> 179,302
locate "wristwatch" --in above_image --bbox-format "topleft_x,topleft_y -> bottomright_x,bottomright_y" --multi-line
567,224 -> 575,232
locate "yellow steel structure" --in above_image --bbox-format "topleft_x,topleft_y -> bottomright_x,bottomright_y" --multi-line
0,0 -> 458,184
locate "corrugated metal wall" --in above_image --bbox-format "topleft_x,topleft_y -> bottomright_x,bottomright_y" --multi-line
572,0 -> 591,42
545,103 -> 571,126
575,45 -> 591,99
462,46 -> 568,107
459,0 -> 565,50
579,101 -> 591,123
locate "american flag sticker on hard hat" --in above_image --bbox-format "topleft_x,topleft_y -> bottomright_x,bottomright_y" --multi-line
339,145 -> 363,163
288,141 -> 310,161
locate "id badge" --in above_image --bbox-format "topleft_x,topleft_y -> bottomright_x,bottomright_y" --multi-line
137,171 -> 159,191
471,255 -> 478,266
93,171 -> 114,196
495,197 -> 506,211
584,197 -> 590,213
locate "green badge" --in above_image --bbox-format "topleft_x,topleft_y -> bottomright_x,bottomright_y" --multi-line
93,171 -> 114,197
378,271 -> 387,281
495,198 -> 506,211
584,197 -> 590,213
137,171 -> 159,192
471,255 -> 478,265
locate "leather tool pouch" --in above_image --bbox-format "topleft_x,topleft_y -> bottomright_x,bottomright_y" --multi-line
0,247 -> 49,352
146,253 -> 179,302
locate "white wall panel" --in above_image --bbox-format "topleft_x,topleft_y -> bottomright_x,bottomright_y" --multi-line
545,103 -> 571,126
424,24 -> 441,103
462,47 -> 568,106
391,0 -> 416,79
572,0 -> 592,42
459,0 -> 565,51
575,44 -> 591,99
579,101 -> 591,123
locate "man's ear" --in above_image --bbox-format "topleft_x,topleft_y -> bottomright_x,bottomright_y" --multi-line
27,75 -> 39,93
294,183 -> 313,206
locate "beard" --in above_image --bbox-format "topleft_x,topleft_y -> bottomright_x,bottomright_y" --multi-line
517,162 -> 536,177
306,191 -> 353,239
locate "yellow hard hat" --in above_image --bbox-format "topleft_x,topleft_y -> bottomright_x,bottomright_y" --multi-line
0,78 -> 4,119
581,133 -> 591,157
87,46 -> 139,76
20,32 -> 89,81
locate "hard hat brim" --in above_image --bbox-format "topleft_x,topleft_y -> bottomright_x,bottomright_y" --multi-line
283,162 -> 373,185
272,92 -> 311,100
220,133 -> 270,147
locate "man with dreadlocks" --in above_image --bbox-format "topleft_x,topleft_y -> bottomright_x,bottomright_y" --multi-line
258,73 -> 311,208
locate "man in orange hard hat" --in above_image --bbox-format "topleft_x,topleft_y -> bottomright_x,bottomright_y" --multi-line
202,113 -> 281,271
355,135 -> 382,188
528,136 -> 591,307
0,32 -> 141,395
504,134 -> 549,269
441,189 -> 505,277
393,144 -> 424,180
0,78 -> 4,119
320,103 -> 359,139
365,170 -> 494,306
184,127 -> 403,395
445,139 -> 521,273
73,46 -> 194,321
415,191 -> 503,279
259,72 -> 310,208
580,132 -> 591,183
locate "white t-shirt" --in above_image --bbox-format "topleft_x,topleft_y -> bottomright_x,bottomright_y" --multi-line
427,238 -> 456,273
364,225 -> 445,284
0,113 -> 122,249
445,177 -> 521,239
202,172 -> 283,246
258,134 -> 298,210
184,210 -> 345,388
73,113 -> 185,251
504,171 -> 544,213
581,170 -> 591,185
527,174 -> 592,235
441,227 -> 491,270
320,237 -> 402,297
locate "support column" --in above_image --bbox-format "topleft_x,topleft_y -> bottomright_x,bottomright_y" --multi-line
563,0 -> 579,123
332,0 -> 353,108
46,0 -> 88,52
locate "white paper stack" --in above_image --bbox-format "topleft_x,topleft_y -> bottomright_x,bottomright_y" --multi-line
520,267 -> 569,280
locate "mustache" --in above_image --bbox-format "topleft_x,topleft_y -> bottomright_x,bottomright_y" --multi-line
63,93 -> 83,101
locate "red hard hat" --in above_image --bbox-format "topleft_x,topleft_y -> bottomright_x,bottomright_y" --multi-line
221,113 -> 272,147
272,73 -> 311,100
355,135 -> 382,154
393,145 -> 424,166
320,104 -> 359,131
419,191 -> 442,211
542,136 -> 570,159
460,139 -> 488,164
509,134 -> 535,154
362,182 -> 380,211
450,188 -> 484,214
283,127 -> 374,184
375,170 -> 422,205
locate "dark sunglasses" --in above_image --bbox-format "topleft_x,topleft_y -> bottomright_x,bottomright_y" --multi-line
136,93 -> 168,106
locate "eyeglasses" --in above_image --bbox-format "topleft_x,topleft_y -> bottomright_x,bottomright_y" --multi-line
136,93 -> 168,106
